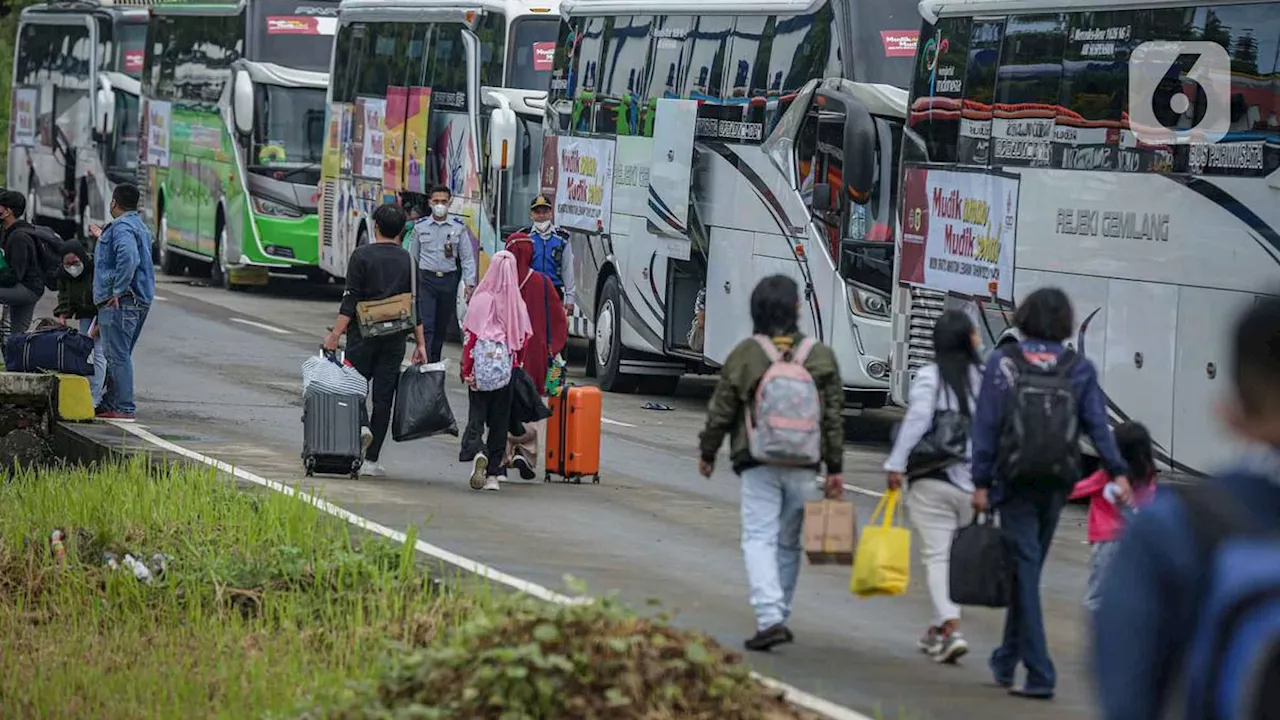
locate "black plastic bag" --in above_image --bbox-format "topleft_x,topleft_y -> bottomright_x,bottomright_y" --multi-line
949,512 -> 1013,608
511,367 -> 552,424
392,364 -> 459,442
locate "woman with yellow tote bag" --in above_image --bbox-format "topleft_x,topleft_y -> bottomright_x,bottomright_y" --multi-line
851,489 -> 912,597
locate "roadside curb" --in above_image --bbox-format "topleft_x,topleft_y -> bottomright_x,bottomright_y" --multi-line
56,419 -> 876,720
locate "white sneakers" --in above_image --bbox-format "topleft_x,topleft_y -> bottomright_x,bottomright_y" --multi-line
360,461 -> 386,478
482,477 -> 501,491
470,454 -> 488,490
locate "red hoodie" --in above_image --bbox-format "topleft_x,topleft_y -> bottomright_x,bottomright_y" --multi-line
1069,469 -> 1157,543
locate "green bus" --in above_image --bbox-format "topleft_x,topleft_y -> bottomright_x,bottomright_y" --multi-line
139,0 -> 338,287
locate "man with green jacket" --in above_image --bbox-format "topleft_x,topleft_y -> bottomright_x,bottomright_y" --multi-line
697,274 -> 845,652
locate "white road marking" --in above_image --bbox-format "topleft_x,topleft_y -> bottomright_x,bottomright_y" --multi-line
230,318 -> 292,335
602,417 -> 636,428
153,295 -> 168,301
107,420 -> 874,720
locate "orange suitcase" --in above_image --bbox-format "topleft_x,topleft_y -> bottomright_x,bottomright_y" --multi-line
545,385 -> 602,484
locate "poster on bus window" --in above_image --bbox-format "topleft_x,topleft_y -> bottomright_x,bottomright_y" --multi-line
145,100 -> 171,168
404,87 -> 431,193
356,98 -> 385,180
897,166 -> 1019,302
321,102 -> 343,180
552,136 -> 614,233
11,88 -> 37,147
383,86 -> 408,192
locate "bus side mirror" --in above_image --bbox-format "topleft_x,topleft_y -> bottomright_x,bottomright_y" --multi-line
842,102 -> 877,205
96,86 -> 115,138
812,182 -> 832,214
233,70 -> 254,136
488,105 -> 517,171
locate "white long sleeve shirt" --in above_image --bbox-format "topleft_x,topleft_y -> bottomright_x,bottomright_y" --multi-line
883,363 -> 983,492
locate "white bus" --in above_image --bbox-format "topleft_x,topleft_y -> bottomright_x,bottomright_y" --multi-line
7,0 -> 148,242
318,0 -> 560,288
890,0 -> 1280,477
542,0 -> 922,397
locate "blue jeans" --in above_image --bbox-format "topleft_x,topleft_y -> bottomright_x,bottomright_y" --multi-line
990,487 -> 1067,692
740,465 -> 816,631
78,318 -> 107,407
98,297 -> 149,414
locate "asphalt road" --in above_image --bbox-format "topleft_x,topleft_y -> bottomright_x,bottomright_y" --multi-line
42,273 -> 1102,720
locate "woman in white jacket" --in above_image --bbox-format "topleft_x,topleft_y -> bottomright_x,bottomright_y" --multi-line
884,309 -> 983,664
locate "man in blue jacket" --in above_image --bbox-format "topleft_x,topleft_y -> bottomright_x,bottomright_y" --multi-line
1093,293 -> 1280,720
970,287 -> 1130,699
88,184 -> 155,421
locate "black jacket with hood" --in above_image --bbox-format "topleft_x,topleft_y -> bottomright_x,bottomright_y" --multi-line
53,240 -> 96,320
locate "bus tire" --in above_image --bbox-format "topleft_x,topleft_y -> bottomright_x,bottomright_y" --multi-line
595,274 -> 638,394
213,222 -> 241,291
157,212 -> 183,276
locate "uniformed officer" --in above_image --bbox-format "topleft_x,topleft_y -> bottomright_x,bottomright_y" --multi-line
515,194 -> 576,314
408,184 -> 478,363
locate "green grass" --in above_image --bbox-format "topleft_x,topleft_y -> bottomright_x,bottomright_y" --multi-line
0,458 -> 487,720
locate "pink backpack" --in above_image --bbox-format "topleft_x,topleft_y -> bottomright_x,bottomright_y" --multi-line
746,335 -> 822,466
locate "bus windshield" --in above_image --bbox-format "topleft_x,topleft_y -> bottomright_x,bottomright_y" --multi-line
252,84 -> 326,179
847,0 -> 919,88
115,22 -> 147,77
507,17 -> 558,91
109,92 -> 141,172
250,0 -> 339,72
499,112 -> 546,230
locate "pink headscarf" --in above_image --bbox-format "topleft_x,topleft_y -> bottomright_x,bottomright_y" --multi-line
461,250 -> 533,351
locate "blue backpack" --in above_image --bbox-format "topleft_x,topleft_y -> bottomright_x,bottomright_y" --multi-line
1176,482 -> 1280,720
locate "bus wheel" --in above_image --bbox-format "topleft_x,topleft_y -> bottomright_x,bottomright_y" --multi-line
595,275 -> 638,394
212,225 -> 240,291
157,214 -> 183,276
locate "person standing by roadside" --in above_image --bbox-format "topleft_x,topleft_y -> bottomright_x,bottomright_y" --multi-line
884,309 -> 983,664
502,232 -> 568,479
409,184 -> 477,363
970,287 -> 1130,700
0,191 -> 47,338
89,184 -> 155,421
323,203 -> 428,477
517,195 -> 576,315
697,275 -> 845,652
459,250 -> 531,492
53,239 -> 107,407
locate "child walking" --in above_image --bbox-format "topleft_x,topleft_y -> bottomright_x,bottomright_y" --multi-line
1068,422 -> 1158,611
460,250 -> 532,492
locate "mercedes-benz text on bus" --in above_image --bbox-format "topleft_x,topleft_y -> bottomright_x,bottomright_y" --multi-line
139,0 -> 338,288
890,0 -> 1280,477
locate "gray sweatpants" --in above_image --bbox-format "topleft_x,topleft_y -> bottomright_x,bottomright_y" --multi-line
1084,540 -> 1121,612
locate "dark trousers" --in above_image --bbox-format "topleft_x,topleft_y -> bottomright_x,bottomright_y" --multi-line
417,270 -> 459,363
461,383 -> 513,477
990,487 -> 1068,692
346,332 -> 406,462
0,284 -> 42,340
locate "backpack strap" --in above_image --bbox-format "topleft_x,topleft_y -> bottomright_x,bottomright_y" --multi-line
790,337 -> 817,365
753,335 -> 782,362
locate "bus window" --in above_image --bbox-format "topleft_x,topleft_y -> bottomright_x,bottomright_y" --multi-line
595,16 -> 650,136
908,17 -> 970,164
840,117 -> 901,297
764,8 -> 837,133
684,16 -> 733,138
168,14 -> 244,104
98,18 -> 147,77
1055,10 -> 1135,172
992,13 -> 1068,168
727,16 -> 774,140
958,19 -> 1002,166
508,16 -> 558,91
477,10 -> 506,89
249,0 -> 339,73
547,18 -> 579,132
110,91 -> 141,172
643,15 -> 693,137
331,22 -> 365,103
425,23 -> 471,194
572,17 -> 607,134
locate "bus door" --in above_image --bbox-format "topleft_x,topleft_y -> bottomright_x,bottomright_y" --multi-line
645,99 -> 700,357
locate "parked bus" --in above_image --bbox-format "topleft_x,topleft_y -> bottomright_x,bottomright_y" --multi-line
138,0 -> 338,288
318,0 -> 559,287
542,0 -> 921,397
7,0 -> 148,242
890,0 -> 1280,477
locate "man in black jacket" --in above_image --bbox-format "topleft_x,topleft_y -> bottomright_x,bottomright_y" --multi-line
0,191 -> 47,337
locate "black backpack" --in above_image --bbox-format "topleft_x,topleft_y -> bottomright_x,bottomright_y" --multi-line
22,224 -> 66,292
997,349 -> 1081,486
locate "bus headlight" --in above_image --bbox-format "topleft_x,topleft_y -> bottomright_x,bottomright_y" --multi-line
848,286 -> 890,319
252,196 -> 303,219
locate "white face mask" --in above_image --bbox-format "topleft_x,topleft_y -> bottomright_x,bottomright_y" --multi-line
431,203 -> 448,219
65,263 -> 84,278
533,220 -> 552,233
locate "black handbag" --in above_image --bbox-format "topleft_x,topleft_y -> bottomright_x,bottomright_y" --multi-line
949,512 -> 1014,608
905,382 -> 971,477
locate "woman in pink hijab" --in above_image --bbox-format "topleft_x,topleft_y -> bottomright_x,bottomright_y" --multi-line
460,250 -> 532,491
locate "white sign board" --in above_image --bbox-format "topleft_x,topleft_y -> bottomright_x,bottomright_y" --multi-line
898,166 -> 1019,301
11,88 -> 37,147
553,136 -> 614,233
145,100 -> 172,168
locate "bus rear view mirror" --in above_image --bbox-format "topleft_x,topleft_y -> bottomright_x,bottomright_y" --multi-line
95,86 -> 114,139
489,105 -> 518,171
812,182 -> 832,213
842,102 -> 877,205
233,70 -> 254,137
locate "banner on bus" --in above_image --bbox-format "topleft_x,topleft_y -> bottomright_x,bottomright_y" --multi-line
321,102 -> 343,179
897,166 -> 1018,302
352,98 -> 385,180
553,136 -> 614,234
404,87 -> 431,193
11,88 -> 37,147
145,100 -> 171,168
384,87 -> 408,191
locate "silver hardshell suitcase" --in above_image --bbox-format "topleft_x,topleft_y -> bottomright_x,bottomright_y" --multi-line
302,391 -> 364,478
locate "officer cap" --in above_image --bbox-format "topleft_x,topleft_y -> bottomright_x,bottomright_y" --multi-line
530,194 -> 553,211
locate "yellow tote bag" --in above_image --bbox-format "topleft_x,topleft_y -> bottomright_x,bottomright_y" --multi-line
850,489 -> 911,598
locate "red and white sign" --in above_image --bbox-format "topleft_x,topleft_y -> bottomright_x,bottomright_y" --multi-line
266,15 -> 337,35
881,30 -> 919,58
533,42 -> 556,72
123,50 -> 144,73
897,166 -> 1019,301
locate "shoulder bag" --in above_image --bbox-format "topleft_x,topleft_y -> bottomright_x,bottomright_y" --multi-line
355,247 -> 417,338
905,374 -> 972,478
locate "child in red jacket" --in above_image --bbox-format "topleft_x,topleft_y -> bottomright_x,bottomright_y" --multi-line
1069,422 -> 1158,611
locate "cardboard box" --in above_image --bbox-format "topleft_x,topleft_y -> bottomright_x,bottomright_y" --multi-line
804,499 -> 857,565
